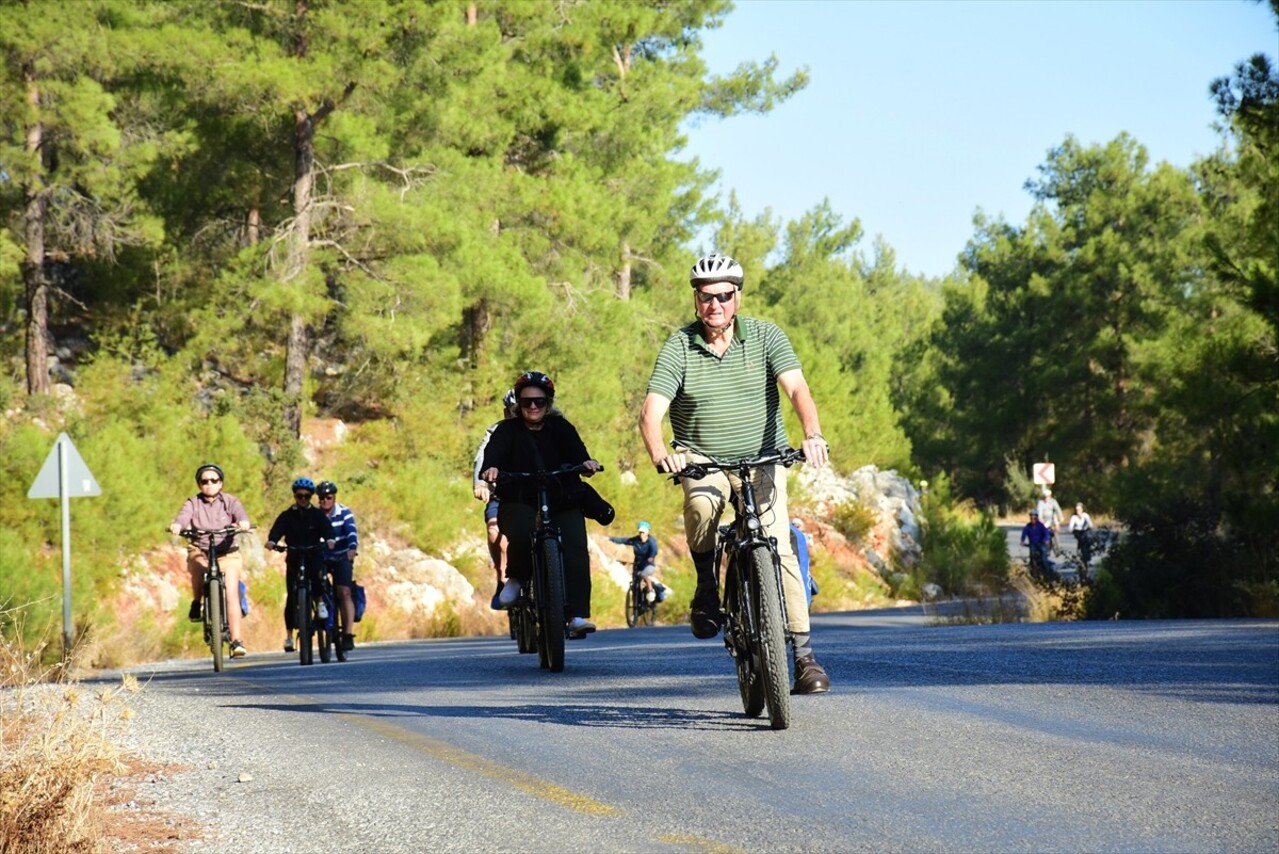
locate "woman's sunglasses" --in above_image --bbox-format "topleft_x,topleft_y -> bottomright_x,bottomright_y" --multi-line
695,290 -> 736,304
200,478 -> 221,485
519,397 -> 549,410
294,492 -> 313,500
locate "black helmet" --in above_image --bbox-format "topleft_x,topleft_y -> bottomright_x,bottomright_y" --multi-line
514,371 -> 555,401
317,480 -> 338,497
195,463 -> 224,486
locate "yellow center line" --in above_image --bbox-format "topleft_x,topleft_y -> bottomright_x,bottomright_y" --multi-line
339,711 -> 622,817
656,833 -> 748,854
216,673 -> 621,817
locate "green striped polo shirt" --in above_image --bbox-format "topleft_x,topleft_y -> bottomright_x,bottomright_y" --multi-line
646,315 -> 802,458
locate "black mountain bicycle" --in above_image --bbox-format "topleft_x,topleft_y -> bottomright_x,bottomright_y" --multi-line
668,448 -> 806,730
496,464 -> 600,673
625,567 -> 657,628
272,543 -> 328,666
178,526 -> 248,673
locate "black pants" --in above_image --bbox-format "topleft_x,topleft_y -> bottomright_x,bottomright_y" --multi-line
498,502 -> 592,619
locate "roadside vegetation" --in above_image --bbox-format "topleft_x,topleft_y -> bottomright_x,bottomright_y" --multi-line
1,0 -> 1276,672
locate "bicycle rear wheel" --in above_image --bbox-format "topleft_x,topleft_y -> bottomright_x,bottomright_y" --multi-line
641,592 -> 656,627
537,538 -> 566,673
317,611 -> 332,664
207,578 -> 225,673
750,545 -> 791,730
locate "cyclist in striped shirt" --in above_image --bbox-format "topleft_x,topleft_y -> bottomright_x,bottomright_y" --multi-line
317,480 -> 359,652
640,253 -> 833,695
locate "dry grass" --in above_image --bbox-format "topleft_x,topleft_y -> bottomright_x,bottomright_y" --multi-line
1,619 -> 201,853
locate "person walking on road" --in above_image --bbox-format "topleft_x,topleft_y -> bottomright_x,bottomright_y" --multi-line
1069,502 -> 1095,567
1037,488 -> 1064,541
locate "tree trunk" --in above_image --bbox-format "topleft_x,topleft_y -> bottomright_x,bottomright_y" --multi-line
23,74 -> 49,397
283,107 -> 317,438
462,298 -> 492,367
466,3 -> 477,25
616,239 -> 632,301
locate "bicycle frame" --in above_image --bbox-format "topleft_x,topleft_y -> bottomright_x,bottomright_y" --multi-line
179,526 -> 244,673
277,544 -> 326,666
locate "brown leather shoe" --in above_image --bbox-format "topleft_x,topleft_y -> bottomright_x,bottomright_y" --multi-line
689,584 -> 722,639
792,655 -> 831,694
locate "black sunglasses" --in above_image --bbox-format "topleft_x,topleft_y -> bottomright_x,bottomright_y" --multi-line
294,492 -> 313,500
200,478 -> 221,485
519,397 -> 549,409
318,494 -> 335,500
695,290 -> 736,304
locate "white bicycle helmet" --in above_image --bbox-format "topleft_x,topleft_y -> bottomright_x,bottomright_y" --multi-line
689,253 -> 744,288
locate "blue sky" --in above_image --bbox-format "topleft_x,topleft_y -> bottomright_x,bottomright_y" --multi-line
682,0 -> 1278,278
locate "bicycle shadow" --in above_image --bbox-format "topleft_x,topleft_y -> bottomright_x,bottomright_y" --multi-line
223,699 -> 761,731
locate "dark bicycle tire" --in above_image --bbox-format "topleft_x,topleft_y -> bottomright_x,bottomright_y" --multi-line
641,591 -> 656,626
538,538 -> 566,673
726,555 -> 764,717
508,610 -> 518,641
207,578 -> 225,673
625,584 -> 639,628
750,545 -> 791,730
298,586 -> 313,666
517,608 -> 538,654
318,612 -> 332,664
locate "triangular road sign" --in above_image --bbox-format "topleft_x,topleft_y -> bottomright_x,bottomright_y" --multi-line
28,432 -> 102,498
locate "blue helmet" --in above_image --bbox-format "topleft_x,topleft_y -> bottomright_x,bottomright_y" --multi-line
292,477 -> 316,492
637,520 -> 651,533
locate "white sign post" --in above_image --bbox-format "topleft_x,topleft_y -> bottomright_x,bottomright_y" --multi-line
28,433 -> 101,660
1033,462 -> 1056,486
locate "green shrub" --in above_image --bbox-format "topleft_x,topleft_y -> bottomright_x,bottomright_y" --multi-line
830,498 -> 877,544
915,474 -> 1009,596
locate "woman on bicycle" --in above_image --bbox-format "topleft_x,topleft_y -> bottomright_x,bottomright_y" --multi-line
479,371 -> 603,639
266,477 -> 330,653
169,463 -> 253,658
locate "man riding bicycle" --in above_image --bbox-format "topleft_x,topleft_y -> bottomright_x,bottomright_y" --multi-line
317,480 -> 359,652
639,253 -> 833,695
610,520 -> 663,602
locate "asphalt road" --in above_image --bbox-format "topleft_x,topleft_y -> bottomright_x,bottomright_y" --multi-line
109,611 -> 1279,853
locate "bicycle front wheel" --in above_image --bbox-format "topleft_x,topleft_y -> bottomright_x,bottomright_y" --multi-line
537,538 -> 566,673
726,555 -> 764,718
297,586 -> 313,666
207,578 -> 225,673
625,583 -> 639,628
749,545 -> 791,730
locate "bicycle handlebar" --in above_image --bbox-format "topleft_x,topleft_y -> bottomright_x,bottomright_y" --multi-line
178,526 -> 251,540
662,448 -> 806,483
268,542 -> 325,553
493,463 -> 602,484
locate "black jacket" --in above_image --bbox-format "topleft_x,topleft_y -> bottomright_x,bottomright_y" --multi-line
480,416 -> 590,511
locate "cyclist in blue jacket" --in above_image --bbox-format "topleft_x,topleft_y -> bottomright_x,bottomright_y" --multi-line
610,520 -> 663,603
